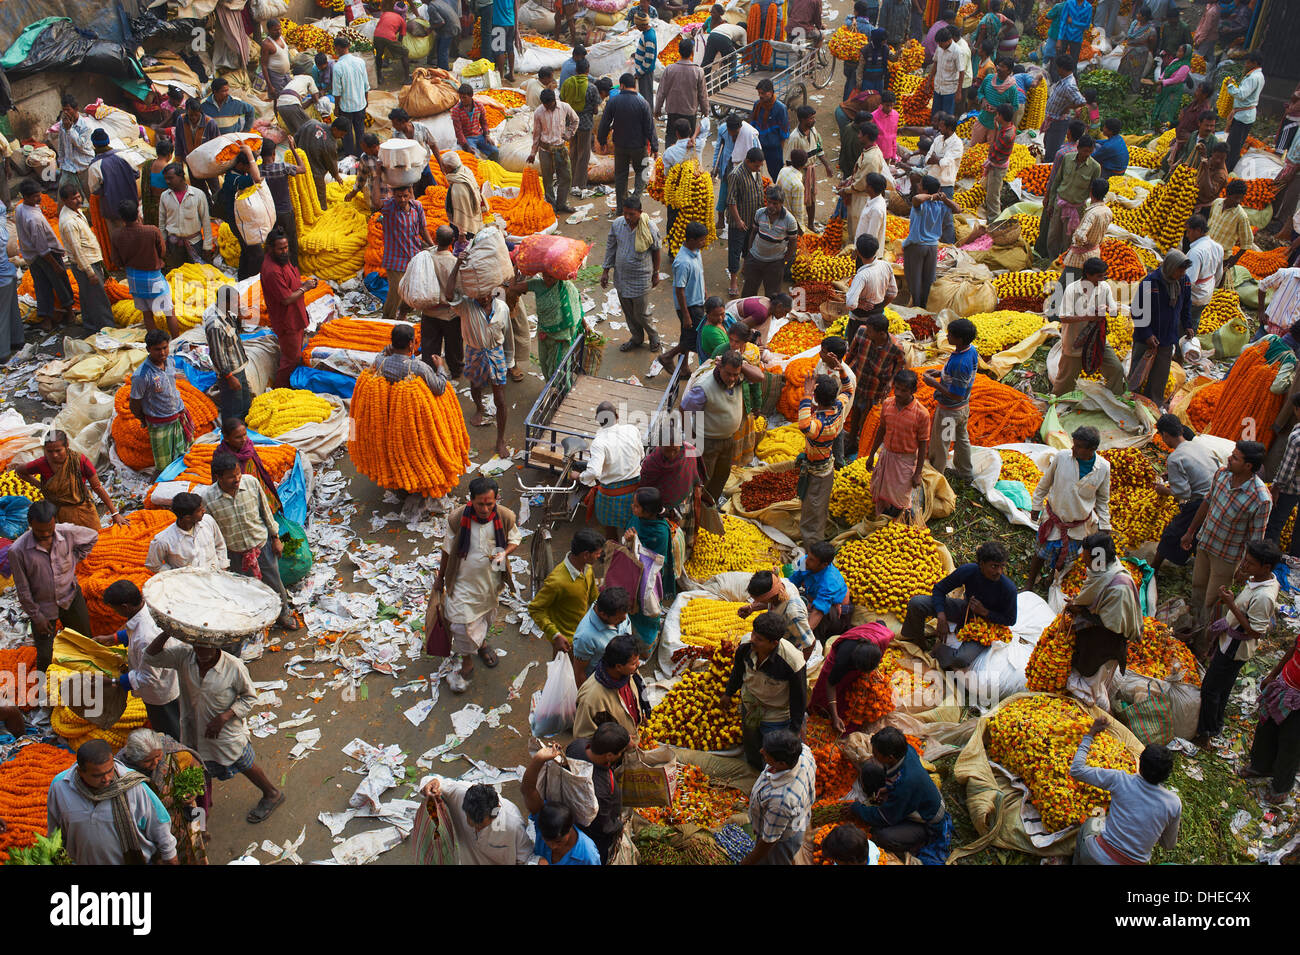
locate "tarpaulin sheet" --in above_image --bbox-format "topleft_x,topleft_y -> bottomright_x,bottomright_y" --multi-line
0,16 -> 148,96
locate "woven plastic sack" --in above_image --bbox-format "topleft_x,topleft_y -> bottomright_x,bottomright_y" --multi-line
458,225 -> 513,299
513,234 -> 591,281
234,181 -> 277,245
186,133 -> 263,179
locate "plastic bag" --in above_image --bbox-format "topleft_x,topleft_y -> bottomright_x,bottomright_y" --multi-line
618,744 -> 679,808
404,32 -> 433,61
0,496 -> 31,538
398,249 -> 444,310
234,181 -> 278,245
411,793 -> 460,865
276,513 -> 313,587
458,226 -> 513,299
514,234 -> 591,281
529,738 -> 599,825
186,133 -> 263,179
530,654 -> 578,737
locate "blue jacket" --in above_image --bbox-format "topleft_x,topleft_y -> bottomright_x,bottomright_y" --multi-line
1132,269 -> 1193,345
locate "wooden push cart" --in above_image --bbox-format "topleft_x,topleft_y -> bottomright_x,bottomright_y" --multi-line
705,38 -> 834,119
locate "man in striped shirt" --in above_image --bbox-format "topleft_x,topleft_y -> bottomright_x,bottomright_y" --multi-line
381,186 -> 433,323
1258,267 -> 1300,344
632,13 -> 657,107
797,355 -> 855,545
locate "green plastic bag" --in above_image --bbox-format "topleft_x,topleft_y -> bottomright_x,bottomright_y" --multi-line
1211,318 -> 1249,360
277,514 -> 313,588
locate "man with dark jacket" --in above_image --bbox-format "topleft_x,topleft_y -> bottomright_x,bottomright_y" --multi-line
597,73 -> 659,217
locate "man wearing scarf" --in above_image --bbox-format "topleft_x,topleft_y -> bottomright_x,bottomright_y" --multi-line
203,449 -> 298,631
431,476 -> 522,693
436,150 -> 486,238
47,739 -> 177,865
724,612 -> 808,769
573,633 -> 650,739
130,330 -> 193,470
738,570 -> 816,653
1028,426 -> 1112,589
1130,250 -> 1194,405
1065,532 -> 1143,708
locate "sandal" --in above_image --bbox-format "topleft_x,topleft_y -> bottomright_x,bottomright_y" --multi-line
1238,765 -> 1267,780
509,368 -> 526,382
477,645 -> 500,668
246,791 -> 285,824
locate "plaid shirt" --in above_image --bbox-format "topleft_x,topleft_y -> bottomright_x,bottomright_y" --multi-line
1045,74 -> 1085,122
202,474 -> 279,553
846,329 -> 906,407
1275,428 -> 1300,496
749,744 -> 817,844
450,102 -> 489,143
380,197 -> 427,272
1197,468 -> 1271,562
1207,198 -> 1256,255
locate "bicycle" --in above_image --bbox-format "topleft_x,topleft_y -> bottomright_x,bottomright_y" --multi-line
516,436 -> 588,597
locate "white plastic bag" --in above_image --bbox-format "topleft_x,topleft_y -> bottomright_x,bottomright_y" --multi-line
530,738 -> 599,825
234,181 -> 277,244
54,382 -> 115,434
398,249 -> 443,310
530,654 -> 578,737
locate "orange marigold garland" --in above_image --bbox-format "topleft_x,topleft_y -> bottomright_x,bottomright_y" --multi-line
348,370 -> 470,498
838,670 -> 896,728
0,743 -> 77,863
806,714 -> 858,799
77,508 -> 177,634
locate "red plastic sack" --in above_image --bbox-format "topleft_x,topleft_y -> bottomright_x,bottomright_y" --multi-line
513,234 -> 591,281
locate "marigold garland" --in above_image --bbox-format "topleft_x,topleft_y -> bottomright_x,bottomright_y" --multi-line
0,743 -> 77,863
76,508 -> 177,635
111,378 -> 218,472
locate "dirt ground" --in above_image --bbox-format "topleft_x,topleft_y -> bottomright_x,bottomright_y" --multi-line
190,65 -> 850,865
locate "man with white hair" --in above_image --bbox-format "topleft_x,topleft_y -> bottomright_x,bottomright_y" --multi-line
435,149 -> 487,238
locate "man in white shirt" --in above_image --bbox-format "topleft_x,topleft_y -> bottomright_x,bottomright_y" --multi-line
145,492 -> 228,573
928,27 -> 965,119
1184,214 -> 1223,330
100,579 -> 183,740
1258,266 -> 1300,343
924,114 -> 963,244
276,73 -> 321,137
1054,257 -> 1124,396
418,775 -> 537,864
846,234 -> 898,316
574,400 -> 645,535
1225,51 -> 1264,174
1028,424 -> 1112,587
855,171 -> 888,249
158,162 -> 213,268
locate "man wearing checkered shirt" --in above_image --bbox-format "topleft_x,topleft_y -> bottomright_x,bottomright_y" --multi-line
741,729 -> 816,865
1181,440 -> 1272,639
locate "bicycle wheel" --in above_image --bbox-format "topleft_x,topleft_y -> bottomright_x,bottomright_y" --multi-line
811,46 -> 834,90
531,527 -> 555,597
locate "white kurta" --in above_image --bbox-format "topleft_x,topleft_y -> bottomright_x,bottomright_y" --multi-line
1031,449 -> 1112,541
443,519 -> 523,626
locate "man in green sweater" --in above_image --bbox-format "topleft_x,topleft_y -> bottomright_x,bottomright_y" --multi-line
529,528 -> 604,654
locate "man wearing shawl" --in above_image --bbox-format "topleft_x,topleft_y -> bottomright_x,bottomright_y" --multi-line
1130,250 -> 1194,405
47,740 -> 178,865
436,150 -> 486,238
430,476 -> 522,693
1065,532 -> 1143,707
573,633 -> 650,739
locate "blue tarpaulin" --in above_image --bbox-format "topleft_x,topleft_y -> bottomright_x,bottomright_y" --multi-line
290,365 -> 356,399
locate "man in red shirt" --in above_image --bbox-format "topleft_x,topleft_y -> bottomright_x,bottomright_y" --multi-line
373,4 -> 411,85
260,228 -> 318,389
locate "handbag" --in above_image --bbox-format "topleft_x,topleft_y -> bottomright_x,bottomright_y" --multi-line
1076,317 -> 1106,374
617,745 -> 680,808
1126,335 -> 1158,391
635,538 -> 666,617
603,540 -> 646,612
424,592 -> 451,657
411,793 -> 460,865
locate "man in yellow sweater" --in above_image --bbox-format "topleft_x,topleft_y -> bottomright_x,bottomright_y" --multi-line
528,528 -> 604,654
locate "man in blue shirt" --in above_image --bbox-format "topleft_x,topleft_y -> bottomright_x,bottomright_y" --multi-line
1056,0 -> 1092,65
787,540 -> 852,640
521,744 -> 603,864
922,315 -> 976,482
1091,117 -> 1129,177
490,0 -> 523,81
901,540 -> 1018,670
572,587 -> 632,681
660,220 -> 709,371
901,174 -> 960,310
560,43 -> 586,87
